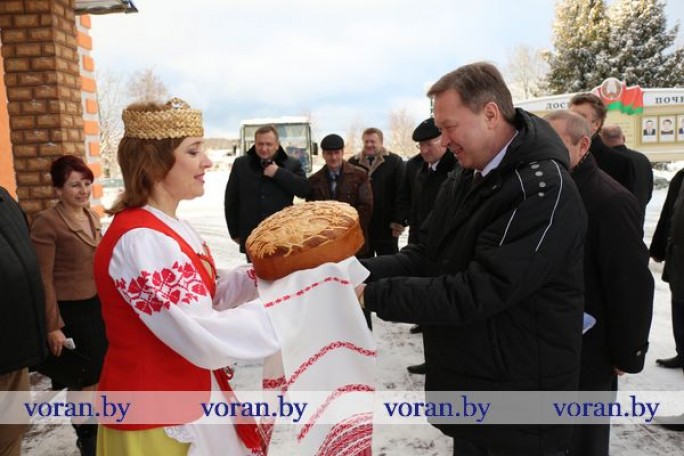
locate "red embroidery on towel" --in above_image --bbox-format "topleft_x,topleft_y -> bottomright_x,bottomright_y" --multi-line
263,277 -> 351,309
297,384 -> 375,442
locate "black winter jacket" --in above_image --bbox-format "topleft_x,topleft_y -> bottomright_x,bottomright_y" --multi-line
664,171 -> 684,300
348,150 -> 405,248
406,152 -> 458,244
362,110 -> 587,453
224,146 -> 310,253
612,144 -> 653,220
572,154 -> 653,388
650,168 -> 684,295
0,187 -> 47,374
590,136 -> 636,195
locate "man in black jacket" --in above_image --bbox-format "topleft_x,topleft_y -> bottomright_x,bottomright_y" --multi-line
650,168 -> 684,371
600,124 -> 653,222
546,111 -> 653,456
357,62 -> 587,456
569,93 -> 636,196
224,124 -> 310,256
0,186 -> 47,456
348,128 -> 405,256
398,117 -> 458,374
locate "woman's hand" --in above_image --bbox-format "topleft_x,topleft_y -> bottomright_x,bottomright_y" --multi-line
48,329 -> 67,357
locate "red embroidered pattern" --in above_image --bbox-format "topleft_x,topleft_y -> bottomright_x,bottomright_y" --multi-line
262,342 -> 375,393
262,376 -> 287,390
288,342 -> 375,389
115,261 -> 208,315
297,384 -> 375,442
263,276 -> 351,308
315,412 -> 372,456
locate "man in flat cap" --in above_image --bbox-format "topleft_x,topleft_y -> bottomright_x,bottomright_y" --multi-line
397,117 -> 458,374
307,134 -> 374,328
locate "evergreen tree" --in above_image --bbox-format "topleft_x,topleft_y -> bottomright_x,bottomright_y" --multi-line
546,0 -> 611,94
607,0 -> 684,87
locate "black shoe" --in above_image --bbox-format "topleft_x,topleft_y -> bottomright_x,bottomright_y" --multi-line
407,362 -> 427,375
656,356 -> 683,368
409,325 -> 423,334
654,414 -> 684,431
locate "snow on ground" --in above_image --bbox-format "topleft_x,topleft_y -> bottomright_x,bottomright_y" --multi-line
23,170 -> 684,455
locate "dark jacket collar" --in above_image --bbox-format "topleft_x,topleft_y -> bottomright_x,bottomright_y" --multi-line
570,152 -> 599,191
246,145 -> 289,165
455,109 -> 571,184
501,108 -> 571,171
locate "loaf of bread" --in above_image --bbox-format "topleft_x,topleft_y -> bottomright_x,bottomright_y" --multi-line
246,201 -> 364,280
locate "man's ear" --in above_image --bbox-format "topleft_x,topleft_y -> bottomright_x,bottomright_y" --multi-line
482,102 -> 500,128
579,135 -> 591,155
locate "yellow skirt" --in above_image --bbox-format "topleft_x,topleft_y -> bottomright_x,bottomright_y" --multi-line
96,425 -> 190,456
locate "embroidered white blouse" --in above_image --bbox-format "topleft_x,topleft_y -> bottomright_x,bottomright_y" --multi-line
108,205 -> 280,455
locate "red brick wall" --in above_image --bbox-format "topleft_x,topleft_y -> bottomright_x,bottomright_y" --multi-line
0,49 -> 17,196
0,0 -> 86,215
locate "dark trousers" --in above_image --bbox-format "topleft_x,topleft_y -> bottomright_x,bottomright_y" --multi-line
453,438 -> 569,456
672,298 -> 684,361
570,376 -> 617,456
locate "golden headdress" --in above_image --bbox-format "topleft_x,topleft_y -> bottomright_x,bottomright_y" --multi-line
122,97 -> 204,140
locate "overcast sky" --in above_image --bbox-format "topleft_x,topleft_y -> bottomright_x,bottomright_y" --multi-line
90,0 -> 684,140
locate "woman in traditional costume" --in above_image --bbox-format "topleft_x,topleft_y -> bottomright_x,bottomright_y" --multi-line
94,98 -> 279,455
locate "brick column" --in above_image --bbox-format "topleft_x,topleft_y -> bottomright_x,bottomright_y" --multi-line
0,0 -> 85,215
77,13 -> 103,215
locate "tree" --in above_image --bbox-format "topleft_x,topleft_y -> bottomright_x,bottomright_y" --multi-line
126,66 -> 169,103
96,66 -> 172,177
546,0 -> 612,93
387,108 -> 415,158
505,45 -> 549,100
344,117 -> 364,159
606,0 -> 684,87
95,69 -> 126,177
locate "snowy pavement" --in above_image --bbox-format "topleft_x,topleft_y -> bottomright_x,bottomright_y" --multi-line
23,170 -> 684,455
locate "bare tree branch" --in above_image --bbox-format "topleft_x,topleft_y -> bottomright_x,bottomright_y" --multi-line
388,107 -> 415,158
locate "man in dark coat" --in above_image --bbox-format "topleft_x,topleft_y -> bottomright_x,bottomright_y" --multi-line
348,127 -> 405,256
650,168 -> 684,371
224,124 -> 310,255
569,93 -> 636,196
307,133 -> 374,329
546,111 -> 654,456
601,124 -> 653,222
399,117 -> 458,374
652,168 -> 684,431
357,63 -> 587,456
401,117 -> 458,246
0,186 -> 47,456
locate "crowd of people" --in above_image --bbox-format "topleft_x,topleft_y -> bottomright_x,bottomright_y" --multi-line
1,61 -> 682,456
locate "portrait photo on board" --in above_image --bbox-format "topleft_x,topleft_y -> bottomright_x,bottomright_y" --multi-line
660,116 -> 676,142
642,117 -> 658,143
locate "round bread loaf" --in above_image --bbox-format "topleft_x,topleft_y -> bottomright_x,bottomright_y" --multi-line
245,201 -> 364,280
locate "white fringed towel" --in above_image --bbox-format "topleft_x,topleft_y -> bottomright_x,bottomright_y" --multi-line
259,257 -> 375,456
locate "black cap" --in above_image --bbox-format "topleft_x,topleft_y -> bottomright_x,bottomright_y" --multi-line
320,134 -> 345,151
412,117 -> 440,142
